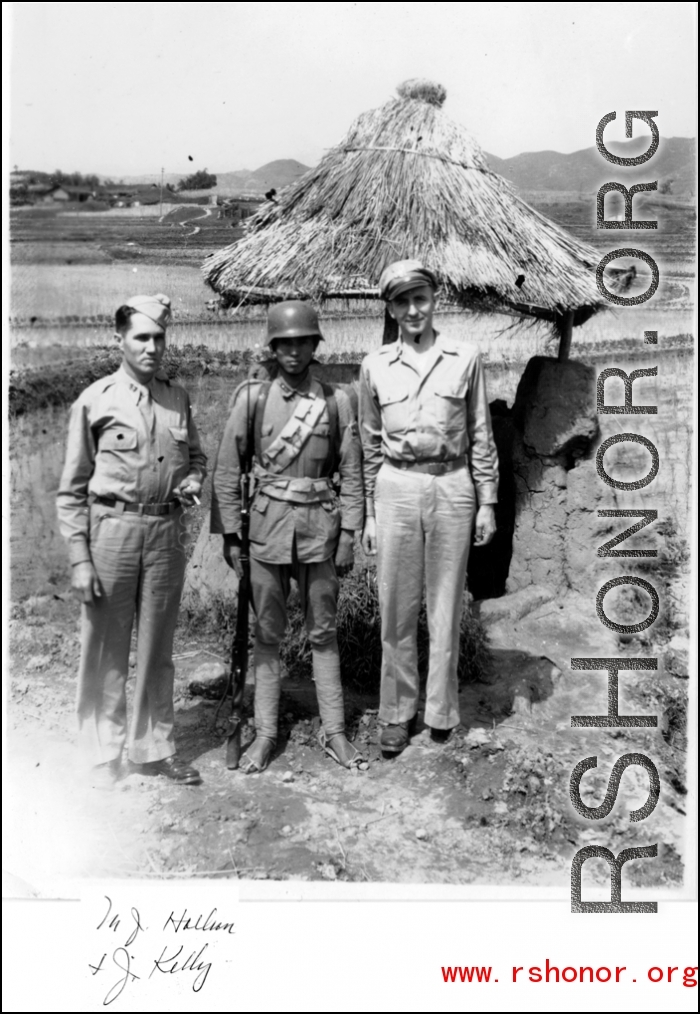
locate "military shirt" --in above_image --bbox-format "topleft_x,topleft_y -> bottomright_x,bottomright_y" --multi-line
57,365 -> 207,565
359,334 -> 499,506
211,373 -> 364,564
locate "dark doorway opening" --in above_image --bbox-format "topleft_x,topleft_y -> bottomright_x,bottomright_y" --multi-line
467,400 -> 516,600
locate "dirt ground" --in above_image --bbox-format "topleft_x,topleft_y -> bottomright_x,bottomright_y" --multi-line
5,584 -> 688,895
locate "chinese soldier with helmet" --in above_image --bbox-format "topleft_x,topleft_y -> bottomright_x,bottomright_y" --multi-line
211,301 -> 366,773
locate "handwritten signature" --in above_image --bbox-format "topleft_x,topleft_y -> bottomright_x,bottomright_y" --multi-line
89,949 -> 140,1006
90,896 -> 224,1004
150,943 -> 212,991
97,895 -> 146,947
164,908 -> 235,934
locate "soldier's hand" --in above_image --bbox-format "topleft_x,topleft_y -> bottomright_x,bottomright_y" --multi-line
362,517 -> 378,556
335,530 -> 355,577
474,505 -> 497,546
223,535 -> 243,579
71,561 -> 101,604
174,478 -> 202,507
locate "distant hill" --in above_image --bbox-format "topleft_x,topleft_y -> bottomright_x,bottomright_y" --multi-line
485,136 -> 695,195
235,159 -> 311,192
187,159 -> 312,196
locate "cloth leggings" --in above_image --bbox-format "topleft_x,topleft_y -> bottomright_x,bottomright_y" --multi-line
250,555 -> 345,739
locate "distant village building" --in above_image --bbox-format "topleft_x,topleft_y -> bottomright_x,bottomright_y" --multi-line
96,185 -> 161,207
12,174 -> 265,212
24,183 -> 97,204
217,196 -> 263,224
27,184 -> 70,203
177,188 -> 218,203
97,186 -> 135,205
62,186 -> 98,203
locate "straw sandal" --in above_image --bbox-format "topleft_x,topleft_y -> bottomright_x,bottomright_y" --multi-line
239,736 -> 276,774
318,730 -> 368,770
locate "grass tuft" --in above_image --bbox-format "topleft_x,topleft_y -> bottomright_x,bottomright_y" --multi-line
280,566 -> 492,691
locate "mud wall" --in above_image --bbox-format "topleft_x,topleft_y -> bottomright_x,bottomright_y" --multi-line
492,356 -> 680,624
506,356 -> 607,596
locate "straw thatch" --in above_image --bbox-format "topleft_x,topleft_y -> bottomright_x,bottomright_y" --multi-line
203,80 -> 604,325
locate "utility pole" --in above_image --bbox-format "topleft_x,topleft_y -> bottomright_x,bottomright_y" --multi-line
159,166 -> 165,218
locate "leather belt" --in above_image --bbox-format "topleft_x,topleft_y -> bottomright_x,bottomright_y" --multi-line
385,455 -> 466,476
92,495 -> 181,516
254,469 -> 333,504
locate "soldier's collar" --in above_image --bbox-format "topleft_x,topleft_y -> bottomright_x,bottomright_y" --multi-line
275,371 -> 313,400
390,330 -> 443,364
116,364 -> 169,396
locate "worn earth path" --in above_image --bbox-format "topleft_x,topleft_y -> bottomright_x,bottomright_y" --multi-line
5,588 -> 687,897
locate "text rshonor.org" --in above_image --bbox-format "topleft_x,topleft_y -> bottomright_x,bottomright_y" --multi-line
441,962 -> 698,986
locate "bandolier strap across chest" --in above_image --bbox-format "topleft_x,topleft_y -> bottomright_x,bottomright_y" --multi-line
251,378 -> 340,505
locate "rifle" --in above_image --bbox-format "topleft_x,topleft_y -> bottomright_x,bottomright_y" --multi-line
223,380 -> 254,769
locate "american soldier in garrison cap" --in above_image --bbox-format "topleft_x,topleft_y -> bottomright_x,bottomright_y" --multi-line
360,260 -> 499,754
57,294 -> 207,787
211,301 -> 366,773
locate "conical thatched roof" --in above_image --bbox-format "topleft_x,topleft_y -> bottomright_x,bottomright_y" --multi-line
203,79 -> 604,325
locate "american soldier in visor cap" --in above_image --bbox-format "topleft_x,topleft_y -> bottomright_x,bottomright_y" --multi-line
57,294 -> 207,787
211,301 -> 366,773
360,261 -> 498,754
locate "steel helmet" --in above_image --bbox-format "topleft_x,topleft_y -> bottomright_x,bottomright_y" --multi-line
266,301 -> 324,344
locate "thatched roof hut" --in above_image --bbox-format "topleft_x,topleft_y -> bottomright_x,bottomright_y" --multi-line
203,79 -> 605,354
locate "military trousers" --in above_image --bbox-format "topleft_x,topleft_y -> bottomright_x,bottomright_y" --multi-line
76,502 -> 187,765
251,554 -> 345,738
375,461 -> 477,730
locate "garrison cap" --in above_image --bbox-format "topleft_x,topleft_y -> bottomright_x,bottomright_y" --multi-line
123,293 -> 172,328
378,260 -> 438,302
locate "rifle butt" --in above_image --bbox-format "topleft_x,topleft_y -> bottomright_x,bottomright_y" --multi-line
226,724 -> 242,770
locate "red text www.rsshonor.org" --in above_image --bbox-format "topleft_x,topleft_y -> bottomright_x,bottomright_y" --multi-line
441,962 -> 698,986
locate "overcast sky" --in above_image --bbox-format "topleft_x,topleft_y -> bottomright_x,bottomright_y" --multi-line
8,1 -> 697,177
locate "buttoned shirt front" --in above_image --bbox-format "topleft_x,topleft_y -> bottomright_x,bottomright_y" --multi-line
57,365 -> 207,564
359,333 -> 499,506
211,373 -> 364,564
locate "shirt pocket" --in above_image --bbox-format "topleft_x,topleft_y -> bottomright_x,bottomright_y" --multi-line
99,426 -> 138,453
433,381 -> 468,434
169,425 -> 189,444
169,426 -> 190,467
378,391 -> 409,435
